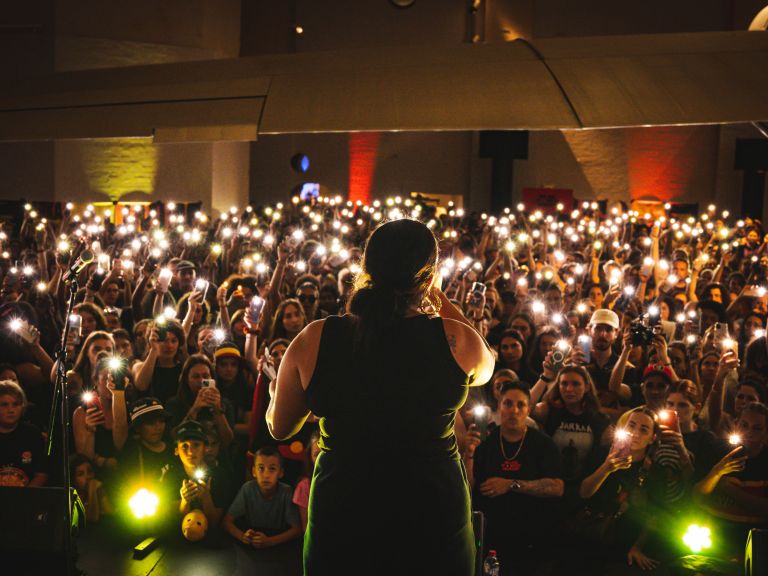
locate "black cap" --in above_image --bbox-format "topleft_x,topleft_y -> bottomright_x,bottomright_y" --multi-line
174,420 -> 207,443
129,397 -> 168,428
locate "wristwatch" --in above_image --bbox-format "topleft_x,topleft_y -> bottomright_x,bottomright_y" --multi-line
509,479 -> 521,491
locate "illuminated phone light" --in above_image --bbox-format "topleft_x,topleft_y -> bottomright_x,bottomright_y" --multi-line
675,313 -> 686,323
555,339 -> 570,351
721,337 -> 736,350
614,428 -> 630,442
36,282 -> 47,292
686,334 -> 698,345
517,277 -> 528,288
728,433 -> 742,446
755,329 -> 766,339
472,405 -> 487,419
576,303 -> 587,314
82,391 -> 95,404
648,305 -> 660,317
9,319 -> 22,332
163,307 -> 177,320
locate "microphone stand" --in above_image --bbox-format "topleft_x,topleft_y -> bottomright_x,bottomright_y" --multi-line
46,275 -> 82,575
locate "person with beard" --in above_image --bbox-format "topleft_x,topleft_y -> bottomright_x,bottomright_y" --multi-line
578,310 -> 640,401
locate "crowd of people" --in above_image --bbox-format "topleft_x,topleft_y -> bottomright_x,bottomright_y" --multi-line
0,195 -> 767,574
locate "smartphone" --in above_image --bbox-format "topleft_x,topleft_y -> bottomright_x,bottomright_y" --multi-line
713,322 -> 729,342
657,409 -> 679,432
82,390 -> 104,413
578,335 -> 592,364
201,378 -> 216,389
249,295 -> 265,322
551,340 -> 571,373
472,404 -> 489,441
469,282 -> 486,309
155,317 -> 168,341
69,314 -> 82,345
611,429 -> 631,459
108,358 -> 127,390
90,268 -> 106,291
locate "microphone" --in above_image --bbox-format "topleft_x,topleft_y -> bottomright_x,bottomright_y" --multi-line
62,250 -> 94,283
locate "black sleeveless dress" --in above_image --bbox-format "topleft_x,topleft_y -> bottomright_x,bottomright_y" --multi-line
304,314 -> 475,576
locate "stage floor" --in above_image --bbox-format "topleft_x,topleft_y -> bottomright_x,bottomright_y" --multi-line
76,520 -> 303,576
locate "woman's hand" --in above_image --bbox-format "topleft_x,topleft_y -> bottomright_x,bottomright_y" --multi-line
200,386 -> 222,411
716,349 -> 739,380
711,446 -> 747,479
84,405 -> 105,431
603,451 -> 632,474
250,531 -> 272,549
627,546 -> 658,571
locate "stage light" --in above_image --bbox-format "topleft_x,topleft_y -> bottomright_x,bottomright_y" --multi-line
129,488 -> 159,519
683,524 -> 712,553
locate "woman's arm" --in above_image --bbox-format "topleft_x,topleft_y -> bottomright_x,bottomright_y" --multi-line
132,329 -> 159,393
111,384 -> 129,452
266,323 -> 315,440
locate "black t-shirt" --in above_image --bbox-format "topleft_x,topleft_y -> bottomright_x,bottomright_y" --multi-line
148,364 -> 183,404
0,423 -> 46,486
543,406 -> 609,482
472,426 -> 562,548
119,437 -> 176,488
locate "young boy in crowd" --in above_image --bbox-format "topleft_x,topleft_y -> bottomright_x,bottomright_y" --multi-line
162,420 -> 231,532
0,380 -> 47,487
223,445 -> 301,548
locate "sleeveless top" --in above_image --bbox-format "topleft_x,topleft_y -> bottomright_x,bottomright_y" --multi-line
303,314 -> 476,576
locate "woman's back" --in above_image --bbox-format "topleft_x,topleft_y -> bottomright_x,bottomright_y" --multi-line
304,313 -> 476,575
307,314 -> 469,457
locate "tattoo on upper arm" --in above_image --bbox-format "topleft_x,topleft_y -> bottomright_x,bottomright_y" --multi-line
448,334 -> 457,352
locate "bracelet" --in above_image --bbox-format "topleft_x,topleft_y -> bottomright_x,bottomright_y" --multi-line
540,374 -> 555,383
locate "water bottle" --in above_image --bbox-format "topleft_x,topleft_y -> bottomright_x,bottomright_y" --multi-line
483,549 -> 500,576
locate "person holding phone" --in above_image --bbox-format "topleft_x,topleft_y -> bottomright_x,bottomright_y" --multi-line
72,355 -> 129,493
695,402 -> 768,556
577,407 -> 668,572
267,218 -> 495,575
165,354 -> 234,450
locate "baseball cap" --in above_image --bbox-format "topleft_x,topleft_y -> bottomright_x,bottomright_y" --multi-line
175,260 -> 196,272
589,309 -> 620,330
129,397 -> 168,428
643,364 -> 674,384
175,420 -> 207,443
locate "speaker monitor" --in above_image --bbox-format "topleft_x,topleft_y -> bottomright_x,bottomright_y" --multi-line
746,528 -> 768,576
0,487 -> 79,572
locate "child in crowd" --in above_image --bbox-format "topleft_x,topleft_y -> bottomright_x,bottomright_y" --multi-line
71,453 -> 113,522
0,379 -> 47,487
162,420 -> 232,534
223,445 -> 301,548
293,429 -> 321,531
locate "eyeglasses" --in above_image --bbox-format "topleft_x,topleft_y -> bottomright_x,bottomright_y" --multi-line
298,294 -> 317,303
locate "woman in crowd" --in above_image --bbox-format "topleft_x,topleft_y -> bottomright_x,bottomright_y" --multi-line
132,319 -> 187,403
164,353 -> 235,449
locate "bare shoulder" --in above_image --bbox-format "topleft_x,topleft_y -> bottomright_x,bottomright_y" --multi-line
293,318 -> 327,348
287,319 -> 327,390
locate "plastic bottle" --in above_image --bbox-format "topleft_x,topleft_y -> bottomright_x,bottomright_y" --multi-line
483,549 -> 500,576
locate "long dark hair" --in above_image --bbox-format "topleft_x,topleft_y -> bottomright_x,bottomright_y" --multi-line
347,219 -> 438,345
544,365 -> 602,416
